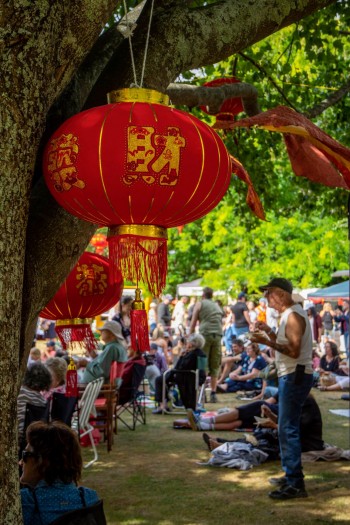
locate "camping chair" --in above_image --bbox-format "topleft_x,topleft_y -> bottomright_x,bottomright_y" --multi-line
115,362 -> 147,431
50,393 -> 78,426
93,362 -> 125,452
19,402 -> 50,459
71,378 -> 104,468
161,355 -> 207,414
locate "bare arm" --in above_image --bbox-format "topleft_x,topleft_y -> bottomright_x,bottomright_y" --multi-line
189,302 -> 201,333
253,313 -> 306,359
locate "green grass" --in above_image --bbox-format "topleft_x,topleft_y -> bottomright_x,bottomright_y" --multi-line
82,390 -> 350,525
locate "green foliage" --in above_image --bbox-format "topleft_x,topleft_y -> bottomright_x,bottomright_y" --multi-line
166,4 -> 350,296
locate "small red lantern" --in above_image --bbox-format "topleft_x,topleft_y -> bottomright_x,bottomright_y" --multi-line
200,77 -> 244,122
40,252 -> 123,350
89,232 -> 108,255
43,88 -> 231,296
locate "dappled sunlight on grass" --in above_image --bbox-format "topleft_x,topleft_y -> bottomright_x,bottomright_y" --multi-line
81,392 -> 350,525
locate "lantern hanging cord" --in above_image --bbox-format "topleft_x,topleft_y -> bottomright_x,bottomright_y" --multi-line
122,0 -> 155,88
123,0 -> 139,87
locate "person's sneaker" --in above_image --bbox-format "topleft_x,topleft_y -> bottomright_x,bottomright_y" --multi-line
268,476 -> 287,486
210,392 -> 218,403
187,409 -> 200,431
269,485 -> 308,500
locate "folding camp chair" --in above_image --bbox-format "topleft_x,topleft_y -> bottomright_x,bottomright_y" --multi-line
115,362 -> 147,431
50,393 -> 77,427
19,402 -> 50,458
71,378 -> 104,468
92,362 -> 125,452
161,355 -> 207,414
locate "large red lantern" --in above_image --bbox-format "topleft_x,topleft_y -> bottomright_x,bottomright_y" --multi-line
200,77 -> 244,122
89,232 -> 108,255
43,88 -> 231,296
40,252 -> 123,350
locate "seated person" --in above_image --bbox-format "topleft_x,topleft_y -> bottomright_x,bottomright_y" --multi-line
217,339 -> 245,384
319,359 -> 350,391
318,341 -> 340,374
217,342 -> 266,393
20,420 -> 102,525
144,343 -> 163,394
118,348 -> 147,404
17,364 -> 52,444
153,333 -> 207,414
81,321 -> 127,384
27,347 -> 42,368
151,326 -> 173,366
43,357 -> 67,400
199,395 -> 324,454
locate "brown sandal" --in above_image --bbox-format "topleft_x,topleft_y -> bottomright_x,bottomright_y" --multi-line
202,433 -> 214,452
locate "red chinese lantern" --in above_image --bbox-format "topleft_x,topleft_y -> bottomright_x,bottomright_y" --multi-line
200,77 -> 244,122
89,232 -> 108,255
43,88 -> 231,296
40,252 -> 123,350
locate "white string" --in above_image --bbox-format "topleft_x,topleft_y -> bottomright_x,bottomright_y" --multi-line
140,0 -> 155,88
123,0 -> 139,87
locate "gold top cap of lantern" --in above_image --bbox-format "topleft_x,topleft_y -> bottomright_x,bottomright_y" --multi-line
107,88 -> 169,106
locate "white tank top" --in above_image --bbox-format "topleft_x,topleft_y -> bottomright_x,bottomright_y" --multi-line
276,303 -> 313,377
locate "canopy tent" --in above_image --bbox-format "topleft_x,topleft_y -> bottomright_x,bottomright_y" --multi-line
331,270 -> 349,278
307,281 -> 350,301
176,279 -> 203,297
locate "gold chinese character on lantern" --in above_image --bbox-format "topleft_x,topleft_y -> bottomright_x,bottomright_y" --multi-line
47,133 -> 85,193
76,263 -> 107,296
125,125 -> 186,186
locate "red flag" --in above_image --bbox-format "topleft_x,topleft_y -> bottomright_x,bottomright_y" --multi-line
230,155 -> 266,221
216,106 -> 350,189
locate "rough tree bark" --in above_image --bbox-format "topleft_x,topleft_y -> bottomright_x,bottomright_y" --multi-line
0,0 -> 338,522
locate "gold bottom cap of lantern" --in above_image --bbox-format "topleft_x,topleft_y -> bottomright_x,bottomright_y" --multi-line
108,224 -> 167,239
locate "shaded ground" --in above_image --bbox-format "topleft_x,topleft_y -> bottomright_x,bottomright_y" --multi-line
82,390 -> 350,525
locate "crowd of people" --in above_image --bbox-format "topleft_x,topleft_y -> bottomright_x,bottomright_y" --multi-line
18,281 -> 348,520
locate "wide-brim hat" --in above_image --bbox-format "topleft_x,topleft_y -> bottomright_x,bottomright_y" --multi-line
99,321 -> 125,343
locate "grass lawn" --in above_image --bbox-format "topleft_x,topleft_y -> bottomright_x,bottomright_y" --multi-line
82,389 -> 350,525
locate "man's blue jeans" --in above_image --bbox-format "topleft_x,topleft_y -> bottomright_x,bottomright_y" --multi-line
278,371 -> 313,487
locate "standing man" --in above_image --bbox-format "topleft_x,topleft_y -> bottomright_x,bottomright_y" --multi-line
231,292 -> 251,337
189,287 -> 223,403
251,278 -> 313,500
172,296 -> 189,333
157,294 -> 173,329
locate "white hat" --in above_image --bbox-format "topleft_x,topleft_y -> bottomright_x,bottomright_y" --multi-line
99,321 -> 125,343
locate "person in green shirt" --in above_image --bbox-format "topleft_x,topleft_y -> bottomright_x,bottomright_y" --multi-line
82,321 -> 128,384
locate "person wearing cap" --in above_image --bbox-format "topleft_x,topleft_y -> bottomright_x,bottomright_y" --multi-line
250,277 -> 313,500
189,287 -> 223,403
230,292 -> 251,337
256,298 -> 268,323
81,321 -> 128,384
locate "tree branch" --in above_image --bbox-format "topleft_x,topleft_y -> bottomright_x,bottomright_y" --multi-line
166,82 -> 260,116
85,0 -> 337,103
305,78 -> 350,118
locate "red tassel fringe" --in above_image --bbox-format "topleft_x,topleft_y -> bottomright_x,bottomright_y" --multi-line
66,368 -> 78,398
55,324 -> 97,352
108,234 -> 167,297
131,309 -> 150,352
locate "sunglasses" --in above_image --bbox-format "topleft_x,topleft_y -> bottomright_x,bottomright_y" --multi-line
22,450 -> 38,463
